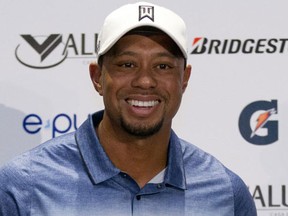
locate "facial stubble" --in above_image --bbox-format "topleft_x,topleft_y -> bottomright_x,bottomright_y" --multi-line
120,115 -> 164,137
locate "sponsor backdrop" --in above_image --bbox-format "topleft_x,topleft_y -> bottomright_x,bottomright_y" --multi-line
1,0 -> 287,215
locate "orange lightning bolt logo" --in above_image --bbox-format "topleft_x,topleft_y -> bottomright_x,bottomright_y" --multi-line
250,108 -> 277,138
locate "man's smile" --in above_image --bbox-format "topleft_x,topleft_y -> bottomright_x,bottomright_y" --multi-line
126,99 -> 160,108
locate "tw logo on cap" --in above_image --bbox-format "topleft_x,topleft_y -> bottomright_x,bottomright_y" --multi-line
139,5 -> 154,21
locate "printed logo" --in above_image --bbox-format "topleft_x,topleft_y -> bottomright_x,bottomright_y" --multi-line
23,113 -> 82,138
15,33 -> 98,69
250,184 -> 288,214
250,108 -> 277,139
251,185 -> 288,208
191,37 -> 288,55
239,100 -> 278,145
139,5 -> 154,21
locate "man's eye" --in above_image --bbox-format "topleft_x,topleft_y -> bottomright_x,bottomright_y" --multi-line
121,62 -> 134,68
158,64 -> 170,70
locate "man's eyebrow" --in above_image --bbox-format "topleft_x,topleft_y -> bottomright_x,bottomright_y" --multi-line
155,52 -> 177,58
113,51 -> 137,57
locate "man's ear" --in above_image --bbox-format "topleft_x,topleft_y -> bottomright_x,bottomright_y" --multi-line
89,62 -> 103,96
182,64 -> 192,93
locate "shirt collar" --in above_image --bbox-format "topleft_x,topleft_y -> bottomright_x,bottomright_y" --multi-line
76,111 -> 120,184
164,130 -> 187,190
76,110 -> 187,190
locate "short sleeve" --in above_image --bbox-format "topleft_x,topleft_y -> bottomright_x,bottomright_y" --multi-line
0,157 -> 31,216
0,189 -> 21,216
225,168 -> 257,216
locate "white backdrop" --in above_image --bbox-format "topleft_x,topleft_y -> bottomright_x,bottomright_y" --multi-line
1,0 -> 287,215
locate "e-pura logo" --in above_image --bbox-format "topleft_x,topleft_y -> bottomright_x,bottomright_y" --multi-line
239,100 -> 278,145
15,33 -> 98,69
23,113 -> 82,138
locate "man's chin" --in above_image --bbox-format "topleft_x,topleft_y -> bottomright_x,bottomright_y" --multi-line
120,119 -> 164,137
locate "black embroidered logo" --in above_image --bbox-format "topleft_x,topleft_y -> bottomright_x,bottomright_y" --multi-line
139,5 -> 154,21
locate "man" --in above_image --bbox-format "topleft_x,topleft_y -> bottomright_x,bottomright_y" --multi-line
0,2 -> 257,215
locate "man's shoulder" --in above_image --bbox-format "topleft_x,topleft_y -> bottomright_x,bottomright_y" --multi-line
0,132 -> 78,184
178,139 -> 227,174
178,139 -> 244,193
178,139 -> 257,215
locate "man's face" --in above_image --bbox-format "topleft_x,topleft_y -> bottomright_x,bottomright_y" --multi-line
91,32 -> 191,137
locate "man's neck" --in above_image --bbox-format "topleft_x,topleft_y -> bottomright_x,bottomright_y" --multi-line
96,119 -> 170,188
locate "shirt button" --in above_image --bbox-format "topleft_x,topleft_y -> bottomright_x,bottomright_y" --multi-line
136,195 -> 141,200
157,184 -> 162,189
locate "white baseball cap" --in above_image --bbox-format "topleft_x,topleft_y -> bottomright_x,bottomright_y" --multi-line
97,2 -> 188,61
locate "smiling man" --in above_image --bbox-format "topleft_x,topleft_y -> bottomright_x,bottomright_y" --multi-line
89,25 -> 191,188
0,2 -> 257,216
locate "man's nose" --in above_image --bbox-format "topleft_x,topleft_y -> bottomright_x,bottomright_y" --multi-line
131,66 -> 157,89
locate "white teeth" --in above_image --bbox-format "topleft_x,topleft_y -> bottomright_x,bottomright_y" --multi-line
128,100 -> 159,107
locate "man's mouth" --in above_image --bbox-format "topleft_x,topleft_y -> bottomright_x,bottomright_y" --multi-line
127,99 -> 160,108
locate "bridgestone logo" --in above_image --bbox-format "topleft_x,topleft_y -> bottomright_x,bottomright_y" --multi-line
191,37 -> 288,54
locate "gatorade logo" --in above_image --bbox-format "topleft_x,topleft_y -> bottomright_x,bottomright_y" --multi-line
239,100 -> 278,145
